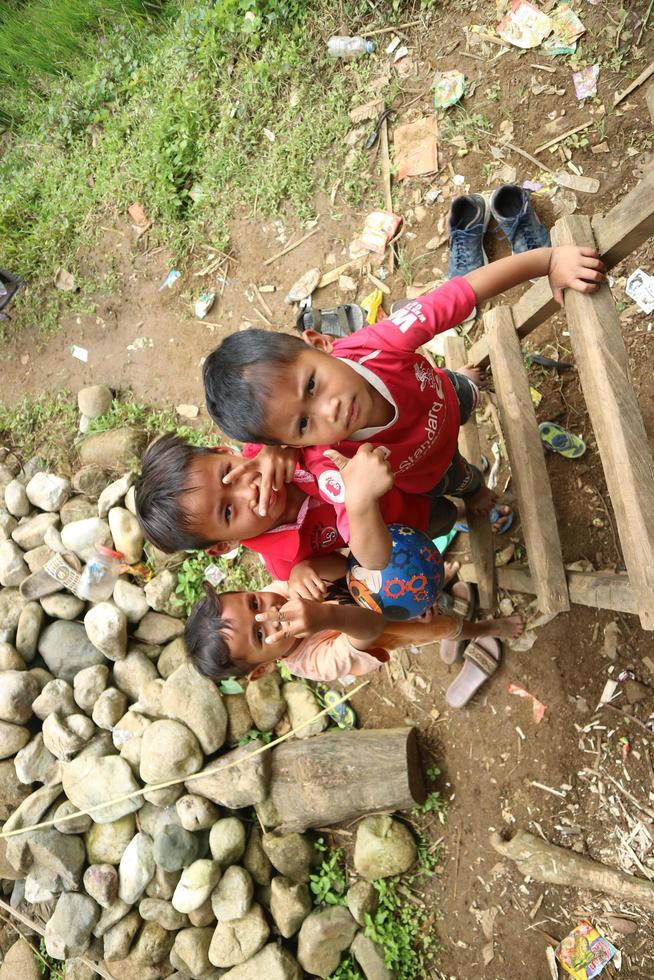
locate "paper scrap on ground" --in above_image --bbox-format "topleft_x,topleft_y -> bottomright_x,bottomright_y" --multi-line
625,268 -> 654,314
555,920 -> 616,979
433,70 -> 465,108
394,116 -> 439,179
70,345 -> 88,363
573,64 -> 599,100
543,3 -> 586,53
508,683 -> 547,723
497,0 -> 553,48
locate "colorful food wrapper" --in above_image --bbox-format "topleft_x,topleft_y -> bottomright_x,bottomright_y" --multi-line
497,0 -> 553,48
394,116 -> 439,180
573,64 -> 599,100
549,4 -> 586,45
360,288 -> 385,324
555,921 -> 616,979
352,211 -> 403,255
433,70 -> 465,109
625,268 -> 654,314
508,682 -> 547,722
194,291 -> 216,319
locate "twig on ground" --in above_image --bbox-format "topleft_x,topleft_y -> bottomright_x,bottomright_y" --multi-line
264,227 -> 320,266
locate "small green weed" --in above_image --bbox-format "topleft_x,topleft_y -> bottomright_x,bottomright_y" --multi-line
0,392 -> 78,469
36,938 -> 64,979
172,547 -> 270,615
238,728 -> 273,745
310,838 -> 348,907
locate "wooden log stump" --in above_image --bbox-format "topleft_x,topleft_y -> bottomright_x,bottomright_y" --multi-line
263,727 -> 425,833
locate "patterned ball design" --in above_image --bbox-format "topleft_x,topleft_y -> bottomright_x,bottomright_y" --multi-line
347,524 -> 444,621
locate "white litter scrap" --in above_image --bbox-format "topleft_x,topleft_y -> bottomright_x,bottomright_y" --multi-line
70,345 -> 88,363
625,268 -> 654,314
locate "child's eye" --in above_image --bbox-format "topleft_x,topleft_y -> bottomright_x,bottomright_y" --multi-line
251,595 -> 259,610
256,627 -> 264,644
299,416 -> 309,436
307,374 -> 315,395
225,505 -> 232,522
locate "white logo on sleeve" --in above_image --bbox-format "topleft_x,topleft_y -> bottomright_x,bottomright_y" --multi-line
318,469 -> 346,504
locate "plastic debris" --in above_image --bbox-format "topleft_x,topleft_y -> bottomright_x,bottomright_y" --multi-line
54,268 -> 77,292
176,404 -> 199,419
573,64 -> 600,100
394,117 -> 439,180
194,291 -> 216,319
204,563 -> 227,588
351,211 -> 402,256
497,0 -> 553,49
327,36 -> 375,59
529,385 -> 542,406
263,128 -> 276,142
284,267 -> 321,304
508,683 -> 547,723
625,268 -> 654,314
70,344 -> 88,363
219,677 -> 244,695
158,269 -> 181,292
543,3 -> 586,54
555,921 -> 616,979
433,70 -> 465,109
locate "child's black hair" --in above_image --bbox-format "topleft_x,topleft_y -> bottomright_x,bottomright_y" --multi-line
184,586 -> 248,681
134,433 -> 217,553
203,328 -> 307,444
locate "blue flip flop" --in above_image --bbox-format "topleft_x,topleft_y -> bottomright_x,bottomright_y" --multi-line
539,421 -> 586,458
455,506 -> 513,535
324,689 -> 357,730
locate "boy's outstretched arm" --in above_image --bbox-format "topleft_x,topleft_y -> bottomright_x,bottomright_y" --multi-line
324,445 -> 394,570
256,595 -> 385,651
465,245 -> 606,306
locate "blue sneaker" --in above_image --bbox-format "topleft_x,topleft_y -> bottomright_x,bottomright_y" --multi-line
490,184 -> 551,254
447,193 -> 491,279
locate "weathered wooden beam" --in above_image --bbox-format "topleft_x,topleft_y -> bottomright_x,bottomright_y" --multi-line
554,214 -> 654,630
460,563 -> 638,615
486,306 -> 570,614
443,335 -> 496,611
468,170 -> 654,368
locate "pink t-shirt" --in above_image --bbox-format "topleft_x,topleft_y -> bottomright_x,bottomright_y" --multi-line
301,277 -> 477,522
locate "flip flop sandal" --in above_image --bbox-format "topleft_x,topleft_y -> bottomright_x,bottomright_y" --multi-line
446,637 -> 501,709
538,421 -> 586,459
323,689 -> 357,729
295,304 -> 366,338
20,552 -> 82,601
455,506 -> 514,536
439,581 -> 477,665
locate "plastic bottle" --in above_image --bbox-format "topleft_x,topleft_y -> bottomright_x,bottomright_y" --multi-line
78,546 -> 123,602
327,36 -> 375,60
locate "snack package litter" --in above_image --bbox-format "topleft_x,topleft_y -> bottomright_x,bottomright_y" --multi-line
433,70 -> 465,109
543,3 -> 586,53
194,291 -> 216,319
556,921 -> 616,979
352,211 -> 402,256
573,64 -> 599,100
625,268 -> 654,314
394,117 -> 439,179
360,288 -> 385,324
497,0 -> 553,48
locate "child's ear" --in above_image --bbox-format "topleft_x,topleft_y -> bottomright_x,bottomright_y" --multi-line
247,661 -> 277,681
302,329 -> 334,353
206,541 -> 239,557
209,446 -> 235,456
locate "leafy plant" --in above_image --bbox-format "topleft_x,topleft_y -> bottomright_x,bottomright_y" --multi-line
238,728 -> 273,745
36,938 -> 64,979
310,838 -> 348,906
173,551 -> 214,613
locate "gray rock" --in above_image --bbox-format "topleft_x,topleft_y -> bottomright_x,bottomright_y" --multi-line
33,678 -> 77,720
0,586 -> 27,639
3,782 -> 62,837
224,692 -> 253,745
39,620 -> 105,683
354,815 -> 417,881
0,640 -> 25,670
16,601 -> 44,662
139,897 -> 189,931
78,385 -> 113,419
103,908 -> 141,960
60,517 -> 111,561
209,818 -> 247,867
53,798 -> 92,834
11,512 -> 59,550
85,813 -> 136,864
0,668 -> 39,723
0,508 -> 18,541
270,876 -> 312,938
146,865 -> 181,901
24,868 -> 58,903
113,649 -> 158,701
84,863 -> 119,908
118,831 -> 155,904
282,682 -> 327,739
153,824 -> 199,872
5,824 -> 85,892
93,897 -> 131,937
246,671 -> 285,731
42,711 -> 95,760
63,754 -> 143,824
92,687 -> 128,730
140,719 -> 203,784
14,733 -> 60,785
134,611 -> 184,645
60,497 -> 98,526
262,831 -> 315,883
78,428 -> 146,472
74,663 -> 110,713
0,540 -> 28,586
98,474 -> 134,518
297,906 -> 358,978
170,926 -> 214,978
44,892 -> 100,959
130,920 -> 174,967
0,719 -> 30,758
137,800 -> 181,839
143,783 -> 184,808
72,464 -> 112,501
177,794 -> 219,832
190,742 -> 270,809
346,880 -> 378,926
161,662 -> 227,755
0,758 -> 31,819
173,859 -> 221,914
211,865 -> 254,922
243,828 -> 273,887
220,943 -> 303,980
208,902 -> 269,968
144,569 -> 183,617
351,933 -> 392,980
5,479 -> 30,517
26,472 -> 70,512
113,578 -> 149,624
108,507 -> 144,566
41,592 -> 86,620
158,637 -> 189,679
84,602 -> 127,661
113,710 -> 151,770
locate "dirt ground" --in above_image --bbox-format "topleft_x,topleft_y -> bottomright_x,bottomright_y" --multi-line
3,4 -> 654,977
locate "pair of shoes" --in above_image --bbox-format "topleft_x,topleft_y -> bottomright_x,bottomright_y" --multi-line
447,184 -> 551,280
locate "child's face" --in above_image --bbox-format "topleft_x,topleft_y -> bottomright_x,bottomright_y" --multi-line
180,449 -> 289,549
262,340 -> 375,447
219,590 -> 296,668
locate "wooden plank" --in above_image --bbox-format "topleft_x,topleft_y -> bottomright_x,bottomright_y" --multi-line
460,563 -> 637,615
379,117 -> 395,274
486,305 -> 570,614
443,335 -> 496,611
554,214 -> 654,630
468,169 -> 654,368
613,59 -> 654,106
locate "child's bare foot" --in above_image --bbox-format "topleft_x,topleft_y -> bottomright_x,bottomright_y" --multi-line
459,363 -> 486,388
486,615 -> 524,639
